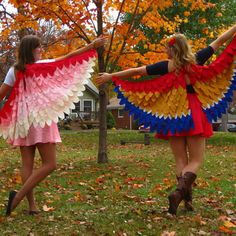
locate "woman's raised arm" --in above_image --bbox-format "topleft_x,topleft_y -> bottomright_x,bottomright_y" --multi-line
210,24 -> 236,51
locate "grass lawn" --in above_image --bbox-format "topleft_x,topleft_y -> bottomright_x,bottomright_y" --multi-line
0,130 -> 235,236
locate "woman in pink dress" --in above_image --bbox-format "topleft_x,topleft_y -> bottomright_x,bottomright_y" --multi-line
0,34 -> 107,216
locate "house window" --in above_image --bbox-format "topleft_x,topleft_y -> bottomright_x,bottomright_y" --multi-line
118,109 -> 125,118
83,100 -> 93,120
84,100 -> 92,112
72,101 -> 80,113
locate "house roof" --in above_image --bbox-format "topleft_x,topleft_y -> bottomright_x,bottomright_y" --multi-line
85,79 -> 99,97
107,97 -> 124,109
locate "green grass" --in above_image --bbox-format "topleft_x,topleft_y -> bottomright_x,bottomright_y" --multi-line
0,130 -> 235,235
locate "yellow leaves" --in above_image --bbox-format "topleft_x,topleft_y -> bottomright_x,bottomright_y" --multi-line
218,215 -> 236,234
223,221 -> 236,228
184,0 -> 213,11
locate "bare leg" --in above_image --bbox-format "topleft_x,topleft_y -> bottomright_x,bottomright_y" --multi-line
168,135 -> 205,214
182,135 -> 205,174
20,145 -> 38,212
11,143 -> 57,211
169,137 -> 188,176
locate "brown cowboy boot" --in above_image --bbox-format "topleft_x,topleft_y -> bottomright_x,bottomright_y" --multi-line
168,172 -> 196,215
176,176 -> 194,211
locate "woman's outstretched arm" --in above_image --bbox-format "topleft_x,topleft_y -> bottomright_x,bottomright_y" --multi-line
210,24 -> 236,51
95,66 -> 147,86
55,35 -> 108,61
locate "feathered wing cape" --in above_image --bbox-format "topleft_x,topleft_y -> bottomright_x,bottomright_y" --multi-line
0,49 -> 97,140
112,36 -> 236,135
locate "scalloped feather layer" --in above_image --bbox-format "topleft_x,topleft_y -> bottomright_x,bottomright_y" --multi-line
112,35 -> 236,135
0,49 -> 97,140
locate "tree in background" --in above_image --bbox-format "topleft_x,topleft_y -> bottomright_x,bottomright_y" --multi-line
0,0 -> 235,162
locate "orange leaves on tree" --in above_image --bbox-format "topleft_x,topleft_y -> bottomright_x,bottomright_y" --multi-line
1,0 -> 221,78
184,11 -> 191,17
199,18 -> 207,24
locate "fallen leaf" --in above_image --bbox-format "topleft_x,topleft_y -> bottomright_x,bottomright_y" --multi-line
224,221 -> 236,228
218,215 -> 230,221
218,225 -> 234,234
96,177 -> 105,183
12,172 -> 22,184
197,230 -> 208,235
226,209 -> 235,215
152,216 -> 163,222
74,191 -> 84,202
192,215 -> 207,225
74,221 -> 89,225
161,231 -> 176,236
42,205 -> 55,212
132,183 -> 144,189
114,184 -> 122,192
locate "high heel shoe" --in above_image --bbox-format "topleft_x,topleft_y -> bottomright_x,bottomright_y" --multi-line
6,190 -> 17,216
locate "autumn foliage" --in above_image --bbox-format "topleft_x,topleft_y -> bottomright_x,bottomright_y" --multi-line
0,0 -> 235,77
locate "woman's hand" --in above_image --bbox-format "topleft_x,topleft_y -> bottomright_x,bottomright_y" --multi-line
94,73 -> 112,86
91,35 -> 108,49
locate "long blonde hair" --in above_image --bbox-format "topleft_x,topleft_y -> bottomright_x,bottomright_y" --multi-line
167,34 -> 196,72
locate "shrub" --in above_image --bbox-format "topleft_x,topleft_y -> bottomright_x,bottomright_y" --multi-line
107,111 -> 116,129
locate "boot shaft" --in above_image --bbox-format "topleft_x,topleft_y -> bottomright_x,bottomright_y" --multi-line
176,172 -> 196,196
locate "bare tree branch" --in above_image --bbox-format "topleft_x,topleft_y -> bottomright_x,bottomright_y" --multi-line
109,0 -> 141,72
108,0 -> 156,72
57,2 -> 90,42
104,0 -> 126,69
81,0 -> 98,35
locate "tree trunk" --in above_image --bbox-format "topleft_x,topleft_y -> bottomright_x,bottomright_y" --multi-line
221,113 -> 228,132
97,1 -> 108,163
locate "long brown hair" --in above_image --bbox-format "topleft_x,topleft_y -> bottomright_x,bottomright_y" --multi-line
14,35 -> 41,71
167,34 -> 196,72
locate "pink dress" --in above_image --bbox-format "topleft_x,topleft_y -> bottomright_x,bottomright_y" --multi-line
8,122 -> 61,146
